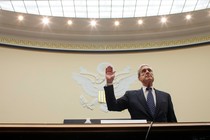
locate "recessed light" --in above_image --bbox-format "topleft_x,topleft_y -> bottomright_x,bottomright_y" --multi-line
161,17 -> 167,23
18,15 -> 24,21
42,17 -> 49,25
138,19 -> 143,25
114,21 -> 120,26
90,20 -> 97,27
67,20 -> 73,25
185,14 -> 192,20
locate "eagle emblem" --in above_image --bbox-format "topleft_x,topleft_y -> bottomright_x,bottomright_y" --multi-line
72,62 -> 137,112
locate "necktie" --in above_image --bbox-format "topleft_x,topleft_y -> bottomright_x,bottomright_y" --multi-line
146,88 -> 156,116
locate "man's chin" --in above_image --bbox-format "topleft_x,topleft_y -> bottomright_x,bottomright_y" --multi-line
145,79 -> 154,83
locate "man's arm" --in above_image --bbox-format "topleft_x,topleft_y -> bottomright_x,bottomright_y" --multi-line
167,95 -> 177,122
104,66 -> 127,111
104,66 -> 117,110
104,85 -> 128,111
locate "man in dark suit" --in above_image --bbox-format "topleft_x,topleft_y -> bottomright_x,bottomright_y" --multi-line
104,64 -> 177,122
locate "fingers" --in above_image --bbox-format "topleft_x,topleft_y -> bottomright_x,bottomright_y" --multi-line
105,66 -> 115,84
106,65 -> 113,73
106,66 -> 116,75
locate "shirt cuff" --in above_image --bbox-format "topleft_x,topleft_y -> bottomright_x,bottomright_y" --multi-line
106,83 -> 113,86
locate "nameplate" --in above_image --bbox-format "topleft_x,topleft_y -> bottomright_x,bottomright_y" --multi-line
100,119 -> 147,124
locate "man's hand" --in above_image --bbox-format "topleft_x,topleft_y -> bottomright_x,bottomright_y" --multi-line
105,66 -> 116,84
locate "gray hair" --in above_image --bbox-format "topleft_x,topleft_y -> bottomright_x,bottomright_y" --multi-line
138,64 -> 150,78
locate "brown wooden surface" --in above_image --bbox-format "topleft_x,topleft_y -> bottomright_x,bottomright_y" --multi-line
0,122 -> 209,140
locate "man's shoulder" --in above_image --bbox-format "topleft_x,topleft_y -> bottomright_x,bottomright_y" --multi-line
155,89 -> 170,96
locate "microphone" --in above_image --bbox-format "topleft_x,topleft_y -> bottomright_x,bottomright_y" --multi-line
144,121 -> 154,140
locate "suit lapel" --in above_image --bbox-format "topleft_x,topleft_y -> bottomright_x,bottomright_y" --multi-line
153,89 -> 161,119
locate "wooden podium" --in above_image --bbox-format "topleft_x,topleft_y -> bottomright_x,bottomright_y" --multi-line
0,122 -> 210,140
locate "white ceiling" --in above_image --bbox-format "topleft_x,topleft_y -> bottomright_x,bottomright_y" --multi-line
0,0 -> 210,18
1,1 -> 210,51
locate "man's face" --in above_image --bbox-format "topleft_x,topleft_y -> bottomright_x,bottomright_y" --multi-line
139,65 -> 154,86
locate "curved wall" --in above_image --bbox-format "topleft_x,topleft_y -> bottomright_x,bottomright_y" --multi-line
0,44 -> 210,123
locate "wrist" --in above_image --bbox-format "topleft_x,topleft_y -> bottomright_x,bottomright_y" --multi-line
106,82 -> 113,86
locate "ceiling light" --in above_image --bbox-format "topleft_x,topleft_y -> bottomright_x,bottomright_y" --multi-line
18,15 -> 24,21
67,20 -> 73,25
90,20 -> 97,27
138,19 -> 143,25
114,21 -> 120,26
160,17 -> 167,23
185,14 -> 192,20
42,17 -> 49,25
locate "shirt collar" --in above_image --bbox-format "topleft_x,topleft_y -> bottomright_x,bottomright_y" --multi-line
142,85 -> 154,93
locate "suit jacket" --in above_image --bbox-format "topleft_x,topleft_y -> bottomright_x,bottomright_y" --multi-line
104,85 -> 177,122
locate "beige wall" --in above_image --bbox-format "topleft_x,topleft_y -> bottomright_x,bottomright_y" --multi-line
0,45 -> 210,123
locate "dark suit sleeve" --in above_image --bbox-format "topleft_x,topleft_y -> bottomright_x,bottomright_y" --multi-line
167,95 -> 177,122
104,85 -> 128,111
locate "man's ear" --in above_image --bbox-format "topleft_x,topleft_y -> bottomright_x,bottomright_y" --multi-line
138,76 -> 141,82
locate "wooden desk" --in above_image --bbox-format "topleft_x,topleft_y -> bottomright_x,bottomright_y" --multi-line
0,122 -> 210,140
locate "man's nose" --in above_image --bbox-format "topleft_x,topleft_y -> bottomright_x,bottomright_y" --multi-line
145,69 -> 150,73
